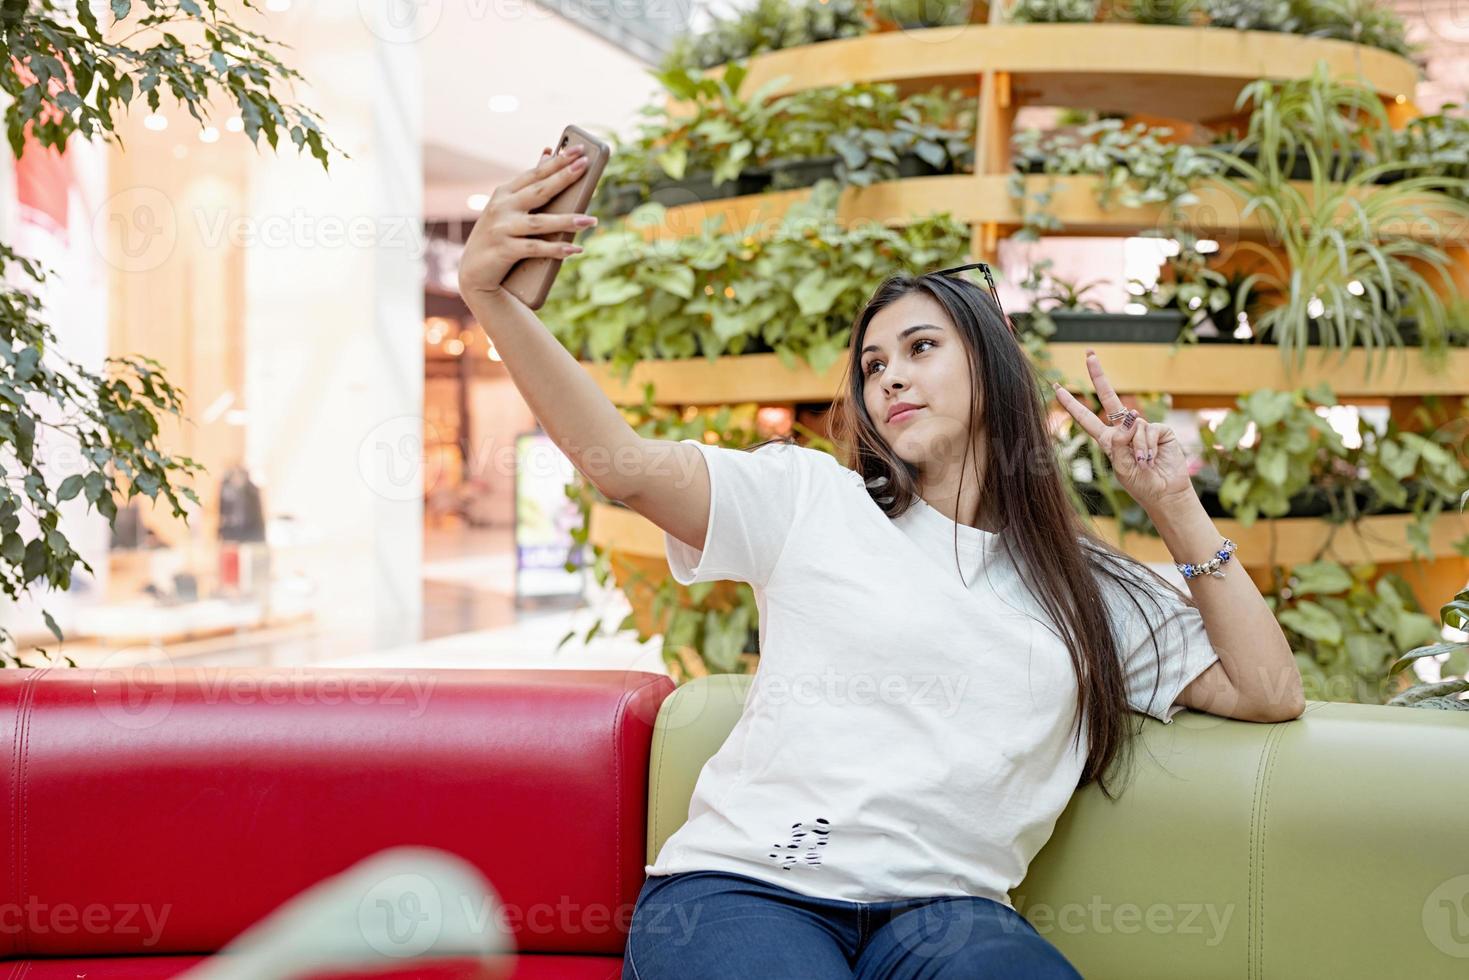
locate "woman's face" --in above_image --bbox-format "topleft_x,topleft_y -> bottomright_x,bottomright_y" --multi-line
859,292 -> 980,468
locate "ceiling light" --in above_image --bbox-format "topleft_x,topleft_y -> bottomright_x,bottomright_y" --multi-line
199,126 -> 220,143
487,95 -> 519,113
466,193 -> 490,211
143,113 -> 167,131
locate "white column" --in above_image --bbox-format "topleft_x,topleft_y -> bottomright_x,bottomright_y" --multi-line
244,0 -> 425,651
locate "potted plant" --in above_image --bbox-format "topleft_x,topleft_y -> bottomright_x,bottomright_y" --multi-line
1012,258 -> 1186,342
1205,62 -> 1396,186
1203,0 -> 1298,32
1291,0 -> 1416,59
1270,562 -> 1441,705
1107,0 -> 1202,25
544,180 -> 973,378
659,0 -> 873,73
1197,386 -> 1358,526
1005,0 -> 1100,21
1199,134 -> 1469,370
600,75 -> 977,216
751,82 -> 977,190
872,0 -> 975,30
1381,103 -> 1469,193
1388,580 -> 1469,710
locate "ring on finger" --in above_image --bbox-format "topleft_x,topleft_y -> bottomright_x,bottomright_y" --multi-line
1106,410 -> 1128,424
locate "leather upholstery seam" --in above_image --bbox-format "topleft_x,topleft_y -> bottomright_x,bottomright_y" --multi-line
1257,721 -> 1287,980
614,680 -> 633,913
11,668 -> 44,959
1247,721 -> 1287,980
650,691 -> 671,865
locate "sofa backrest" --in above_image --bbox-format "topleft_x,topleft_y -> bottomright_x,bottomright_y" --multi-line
0,666 -> 673,960
646,674 -> 1469,979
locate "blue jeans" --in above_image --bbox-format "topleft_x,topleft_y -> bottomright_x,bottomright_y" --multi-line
621,870 -> 1083,979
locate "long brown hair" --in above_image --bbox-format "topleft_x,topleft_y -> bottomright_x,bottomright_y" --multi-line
808,269 -> 1203,800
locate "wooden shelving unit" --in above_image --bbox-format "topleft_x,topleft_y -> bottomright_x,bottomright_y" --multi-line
595,18 -> 1468,608
583,346 -> 1469,405
687,24 -> 1417,125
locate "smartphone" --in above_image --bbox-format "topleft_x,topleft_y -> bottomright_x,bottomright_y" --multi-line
501,124 -> 611,310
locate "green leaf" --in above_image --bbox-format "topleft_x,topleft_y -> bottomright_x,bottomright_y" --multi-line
42,610 -> 62,644
1278,601 -> 1343,645
1289,560 -> 1354,595
589,279 -> 643,306
646,265 -> 695,299
57,475 -> 84,501
1257,448 -> 1288,487
792,269 -> 850,317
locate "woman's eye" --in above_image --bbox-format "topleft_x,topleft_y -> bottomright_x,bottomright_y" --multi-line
864,338 -> 934,378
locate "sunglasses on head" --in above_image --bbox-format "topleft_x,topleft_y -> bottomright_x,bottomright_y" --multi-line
927,261 -> 1016,336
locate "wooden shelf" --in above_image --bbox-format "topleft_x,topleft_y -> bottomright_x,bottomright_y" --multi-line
582,346 -> 1469,406
623,174 -> 1468,246
591,501 -> 1468,569
694,24 -> 1418,123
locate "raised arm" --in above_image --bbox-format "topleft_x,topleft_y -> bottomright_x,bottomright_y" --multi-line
456,145 -> 711,553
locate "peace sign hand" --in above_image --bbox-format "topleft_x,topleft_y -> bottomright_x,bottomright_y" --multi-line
1051,350 -> 1195,513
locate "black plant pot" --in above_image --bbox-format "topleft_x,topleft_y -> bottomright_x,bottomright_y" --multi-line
648,169 -> 770,210
1195,315 -> 1423,347
598,182 -> 646,218
895,148 -> 970,179
750,154 -> 842,192
1195,486 -> 1230,519
689,332 -> 778,357
1012,310 -> 1186,343
1216,146 -> 1367,182
1359,478 -> 1430,516
1303,317 -> 1421,346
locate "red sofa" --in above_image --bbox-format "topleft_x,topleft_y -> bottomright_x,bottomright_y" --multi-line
0,666 -> 675,978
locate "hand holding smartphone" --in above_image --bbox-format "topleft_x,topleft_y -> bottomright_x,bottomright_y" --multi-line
457,124 -> 610,310
502,125 -> 610,309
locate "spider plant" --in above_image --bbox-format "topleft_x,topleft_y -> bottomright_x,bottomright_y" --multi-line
1006,0 -> 1100,22
1218,60 -> 1396,183
1204,0 -> 1299,32
1109,0 -> 1201,25
874,0 -> 974,28
1290,0 -> 1416,60
1387,582 -> 1469,710
1199,139 -> 1469,376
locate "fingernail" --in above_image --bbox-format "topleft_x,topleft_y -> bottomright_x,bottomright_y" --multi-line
1086,348 -> 1096,356
575,215 -> 597,227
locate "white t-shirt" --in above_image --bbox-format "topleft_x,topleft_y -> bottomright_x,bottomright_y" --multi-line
644,438 -> 1220,908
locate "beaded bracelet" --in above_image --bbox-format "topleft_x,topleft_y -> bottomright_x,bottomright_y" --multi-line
1176,537 -> 1237,580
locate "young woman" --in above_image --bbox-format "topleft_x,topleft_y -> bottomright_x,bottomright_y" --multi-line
458,145 -> 1305,979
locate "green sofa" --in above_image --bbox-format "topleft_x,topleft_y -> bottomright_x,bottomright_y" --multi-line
645,673 -> 1469,978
